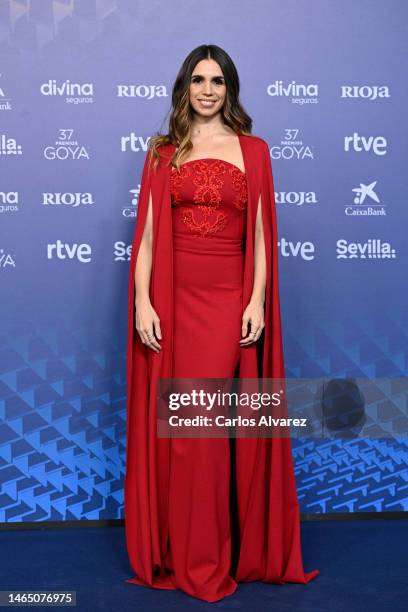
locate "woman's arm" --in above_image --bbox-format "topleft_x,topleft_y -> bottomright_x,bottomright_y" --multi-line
240,193 -> 266,345
251,193 -> 267,305
134,190 -> 153,302
134,190 -> 162,352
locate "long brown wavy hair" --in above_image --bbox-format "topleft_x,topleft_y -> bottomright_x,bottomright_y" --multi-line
148,44 -> 254,171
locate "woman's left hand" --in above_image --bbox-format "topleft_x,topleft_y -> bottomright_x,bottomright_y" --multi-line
240,299 -> 265,346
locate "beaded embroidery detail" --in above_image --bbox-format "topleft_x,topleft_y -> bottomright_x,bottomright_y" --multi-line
170,164 -> 191,203
228,165 -> 247,211
170,159 -> 247,238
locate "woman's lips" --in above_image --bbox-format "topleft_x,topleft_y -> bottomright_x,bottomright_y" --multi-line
199,99 -> 216,107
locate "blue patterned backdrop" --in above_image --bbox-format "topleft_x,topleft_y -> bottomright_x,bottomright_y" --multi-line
0,0 -> 407,521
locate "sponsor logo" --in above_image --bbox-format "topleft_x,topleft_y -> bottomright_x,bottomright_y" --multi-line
114,241 -> 132,261
44,129 -> 90,160
341,85 -> 390,100
345,181 -> 386,216
267,80 -> 319,105
275,191 -> 317,206
278,238 -> 315,260
337,239 -> 396,259
40,80 -> 94,104
0,134 -> 22,155
47,240 -> 92,262
121,134 -> 151,153
0,248 -> 16,268
117,85 -> 168,98
123,187 -> 140,218
0,191 -> 19,213
42,193 -> 94,207
0,74 -> 12,111
271,129 -> 313,160
344,132 -> 387,156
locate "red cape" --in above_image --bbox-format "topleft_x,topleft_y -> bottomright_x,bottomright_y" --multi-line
125,133 -> 319,586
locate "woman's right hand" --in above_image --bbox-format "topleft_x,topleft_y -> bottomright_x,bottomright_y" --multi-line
135,298 -> 162,352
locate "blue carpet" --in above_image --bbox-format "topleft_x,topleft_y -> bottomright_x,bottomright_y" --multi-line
1,520 -> 407,611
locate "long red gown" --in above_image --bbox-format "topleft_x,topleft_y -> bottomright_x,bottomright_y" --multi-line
125,135 -> 319,603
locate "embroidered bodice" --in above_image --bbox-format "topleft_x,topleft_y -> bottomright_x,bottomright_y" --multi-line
170,158 -> 247,241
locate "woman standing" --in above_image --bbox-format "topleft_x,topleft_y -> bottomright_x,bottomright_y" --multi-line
125,44 -> 319,603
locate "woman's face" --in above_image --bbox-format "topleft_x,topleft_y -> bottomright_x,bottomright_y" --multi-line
189,58 -> 226,118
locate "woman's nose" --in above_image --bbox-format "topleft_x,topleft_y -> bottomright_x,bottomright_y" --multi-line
203,80 -> 213,94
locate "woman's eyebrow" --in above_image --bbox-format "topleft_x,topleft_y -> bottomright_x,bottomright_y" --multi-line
191,74 -> 225,79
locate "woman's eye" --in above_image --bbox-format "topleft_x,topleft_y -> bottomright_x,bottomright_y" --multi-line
191,76 -> 224,85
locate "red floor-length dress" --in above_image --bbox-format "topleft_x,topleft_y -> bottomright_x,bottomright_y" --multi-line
166,158 -> 248,600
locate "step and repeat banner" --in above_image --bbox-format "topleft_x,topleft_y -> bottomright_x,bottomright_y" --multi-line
1,0 -> 407,521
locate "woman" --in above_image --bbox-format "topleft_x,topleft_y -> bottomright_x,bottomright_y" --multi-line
124,44 -> 319,603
